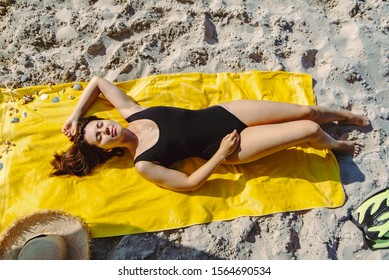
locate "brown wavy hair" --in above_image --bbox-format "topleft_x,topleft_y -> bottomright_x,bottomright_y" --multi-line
51,116 -> 125,177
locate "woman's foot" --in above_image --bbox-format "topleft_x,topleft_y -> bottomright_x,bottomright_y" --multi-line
333,140 -> 364,157
338,113 -> 370,127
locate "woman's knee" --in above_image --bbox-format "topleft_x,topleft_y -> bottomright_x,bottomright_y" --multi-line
299,105 -> 315,120
300,120 -> 322,139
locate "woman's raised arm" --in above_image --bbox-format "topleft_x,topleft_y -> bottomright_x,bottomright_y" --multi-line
63,76 -> 142,139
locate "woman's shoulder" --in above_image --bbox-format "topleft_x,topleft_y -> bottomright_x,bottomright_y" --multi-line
125,106 -> 148,122
134,160 -> 159,173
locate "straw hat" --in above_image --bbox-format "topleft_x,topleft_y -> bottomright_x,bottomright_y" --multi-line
0,210 -> 91,260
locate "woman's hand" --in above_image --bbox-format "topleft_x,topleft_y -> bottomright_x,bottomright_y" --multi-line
217,129 -> 240,159
62,116 -> 78,141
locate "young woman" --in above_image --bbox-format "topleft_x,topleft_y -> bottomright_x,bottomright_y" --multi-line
52,76 -> 370,192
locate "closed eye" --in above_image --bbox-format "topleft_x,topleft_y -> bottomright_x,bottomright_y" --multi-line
96,122 -> 102,143
96,132 -> 101,143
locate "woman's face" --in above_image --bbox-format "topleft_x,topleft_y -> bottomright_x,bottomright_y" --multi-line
84,119 -> 124,149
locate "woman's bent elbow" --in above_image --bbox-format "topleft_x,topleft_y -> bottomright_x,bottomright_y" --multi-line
185,185 -> 202,192
90,76 -> 100,82
162,182 -> 201,192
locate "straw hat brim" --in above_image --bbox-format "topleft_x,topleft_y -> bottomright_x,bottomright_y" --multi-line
0,210 -> 91,260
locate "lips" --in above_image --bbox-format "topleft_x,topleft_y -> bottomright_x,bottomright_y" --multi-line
111,126 -> 115,137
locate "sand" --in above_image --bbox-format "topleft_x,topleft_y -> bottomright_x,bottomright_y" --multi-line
1,0 -> 389,259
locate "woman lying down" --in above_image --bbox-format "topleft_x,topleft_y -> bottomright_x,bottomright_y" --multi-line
51,76 -> 370,192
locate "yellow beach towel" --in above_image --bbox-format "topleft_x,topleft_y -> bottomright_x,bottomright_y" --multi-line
0,71 -> 344,238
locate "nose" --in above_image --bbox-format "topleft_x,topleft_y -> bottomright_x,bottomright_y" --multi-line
98,125 -> 110,136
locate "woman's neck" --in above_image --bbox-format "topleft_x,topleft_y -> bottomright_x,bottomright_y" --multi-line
121,127 -> 139,151
124,121 -> 158,158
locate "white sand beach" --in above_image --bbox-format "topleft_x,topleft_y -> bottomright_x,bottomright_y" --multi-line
1,0 -> 389,259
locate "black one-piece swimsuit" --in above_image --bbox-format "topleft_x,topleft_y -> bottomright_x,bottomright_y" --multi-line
126,106 -> 247,167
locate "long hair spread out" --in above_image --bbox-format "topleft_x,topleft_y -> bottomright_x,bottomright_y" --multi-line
51,116 -> 124,177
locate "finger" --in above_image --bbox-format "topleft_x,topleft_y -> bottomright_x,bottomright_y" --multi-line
63,125 -> 71,133
227,130 -> 237,137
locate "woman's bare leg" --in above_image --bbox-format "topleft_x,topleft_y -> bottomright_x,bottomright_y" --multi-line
224,120 -> 363,164
219,100 -> 370,127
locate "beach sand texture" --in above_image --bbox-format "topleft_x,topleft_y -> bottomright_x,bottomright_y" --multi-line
1,0 -> 389,259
